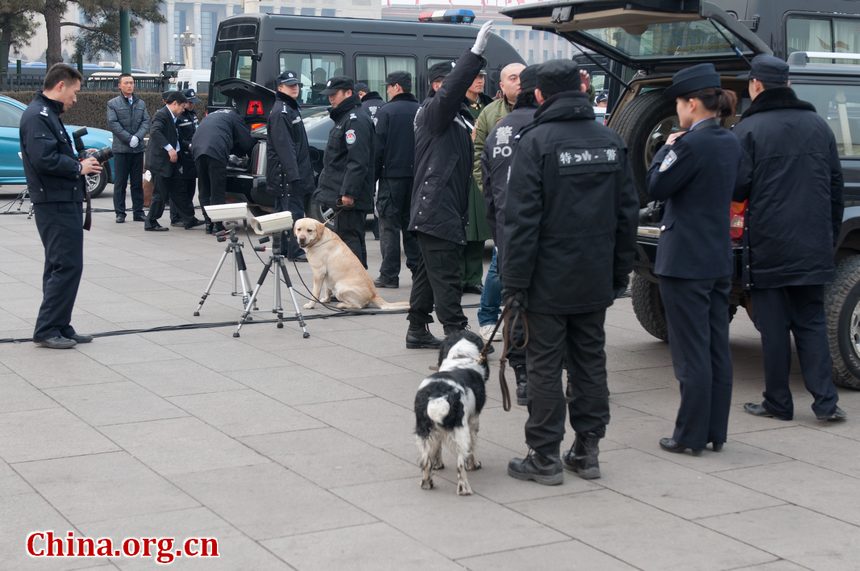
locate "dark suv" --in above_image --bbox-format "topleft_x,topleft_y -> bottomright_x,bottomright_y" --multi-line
503,0 -> 860,389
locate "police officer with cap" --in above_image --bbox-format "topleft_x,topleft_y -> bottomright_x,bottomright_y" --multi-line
313,75 -> 375,266
502,59 -> 638,485
191,104 -> 257,234
267,70 -> 315,260
21,63 -> 101,348
646,63 -> 743,455
144,90 -> 187,231
355,81 -> 385,123
170,87 -> 203,229
734,55 -> 847,423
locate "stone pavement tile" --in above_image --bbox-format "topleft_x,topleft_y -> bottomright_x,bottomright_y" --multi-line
0,280 -> 42,301
263,521 -> 464,571
44,382 -> 187,427
226,365 -> 370,406
341,371 -> 430,409
285,346 -> 411,380
0,493 -> 98,571
509,489 -> 774,570
734,425 -> 860,477
85,276 -> 184,294
716,461 -> 860,526
14,452 -> 199,524
228,323 -> 336,352
170,463 -> 375,541
0,408 -> 118,463
610,387 -> 681,420
596,448 -> 783,519
0,309 -> 33,331
311,326 -> 415,359
734,561 -> 809,571
100,417 -> 268,476
0,345 -> 125,389
0,459 -> 32,497
76,263 -> 134,280
79,301 -> 180,324
136,327 -> 230,346
294,315 -> 370,333
165,340 -> 294,372
332,478 -> 568,560
167,389 -> 324,437
79,507 -> 291,570
111,360 -> 245,397
608,369 -> 674,394
605,346 -> 674,372
700,505 -> 860,570
383,351 -> 445,375
0,373 -> 58,414
72,335 -> 180,366
458,539 -> 637,571
241,427 -> 417,489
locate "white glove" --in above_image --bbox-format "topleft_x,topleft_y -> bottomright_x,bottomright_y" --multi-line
129,135 -> 139,148
471,20 -> 494,56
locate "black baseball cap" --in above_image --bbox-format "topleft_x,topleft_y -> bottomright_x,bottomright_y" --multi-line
738,54 -> 789,84
519,64 -> 539,94
354,82 -> 369,93
386,71 -> 412,92
428,61 -> 455,83
536,59 -> 582,98
321,76 -> 354,95
182,88 -> 199,103
664,63 -> 721,99
164,91 -> 187,104
277,70 -> 301,86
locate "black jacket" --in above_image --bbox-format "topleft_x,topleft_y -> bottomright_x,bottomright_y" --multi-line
647,119 -> 742,280
146,105 -> 182,178
191,109 -> 256,164
176,108 -> 198,179
314,94 -> 375,211
410,50 -> 485,244
480,104 -> 536,249
733,87 -> 844,288
374,92 -> 420,180
501,92 -> 638,314
266,91 -> 314,198
20,92 -> 84,204
360,92 -> 385,123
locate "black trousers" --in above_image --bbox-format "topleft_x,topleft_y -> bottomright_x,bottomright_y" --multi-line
524,310 -> 610,458
660,276 -> 733,449
408,232 -> 467,332
112,152 -> 144,218
170,178 -> 197,225
377,177 -> 419,281
146,174 -> 179,228
195,156 -> 227,222
750,285 -> 839,419
33,202 -> 84,340
328,207 -> 368,268
275,191 -> 307,260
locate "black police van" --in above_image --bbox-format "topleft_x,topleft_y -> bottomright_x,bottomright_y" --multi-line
503,0 -> 860,389
207,11 -> 523,209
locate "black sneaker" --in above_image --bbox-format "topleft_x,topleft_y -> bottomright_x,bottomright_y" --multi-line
507,450 -> 563,486
816,406 -> 847,422
406,325 -> 442,349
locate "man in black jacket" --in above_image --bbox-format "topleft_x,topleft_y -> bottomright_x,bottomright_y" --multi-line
192,108 -> 257,233
313,76 -> 375,267
106,73 -> 149,223
502,60 -> 638,485
144,91 -> 186,231
267,70 -> 315,260
356,82 -> 385,124
405,20 -> 494,349
170,88 -> 203,229
21,64 -> 102,349
372,71 -> 420,289
734,55 -> 846,423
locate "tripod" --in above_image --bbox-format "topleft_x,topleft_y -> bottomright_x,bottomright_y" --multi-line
194,223 -> 257,316
11,188 -> 33,218
234,234 -> 309,339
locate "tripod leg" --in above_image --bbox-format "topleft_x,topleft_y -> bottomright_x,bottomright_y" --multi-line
195,247 -> 231,316
235,259 -> 273,338
278,259 -> 310,339
272,257 -> 285,328
233,246 -> 256,312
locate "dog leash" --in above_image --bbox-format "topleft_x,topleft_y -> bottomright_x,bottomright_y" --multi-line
478,305 -> 529,412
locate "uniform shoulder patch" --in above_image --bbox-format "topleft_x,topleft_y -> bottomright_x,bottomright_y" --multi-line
659,149 -> 678,172
345,129 -> 357,145
349,112 -> 358,120
40,106 -> 49,117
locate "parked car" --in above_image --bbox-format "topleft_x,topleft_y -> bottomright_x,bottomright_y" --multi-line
0,94 -> 114,197
503,0 -> 860,389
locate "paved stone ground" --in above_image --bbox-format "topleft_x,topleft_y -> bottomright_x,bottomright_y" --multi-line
1,191 -> 858,570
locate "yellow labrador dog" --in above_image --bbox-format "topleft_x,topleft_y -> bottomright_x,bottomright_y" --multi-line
293,218 -> 409,310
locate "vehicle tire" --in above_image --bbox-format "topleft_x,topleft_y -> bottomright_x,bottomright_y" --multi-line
825,256 -> 860,390
609,89 -> 677,205
631,273 -> 668,342
86,163 -> 109,199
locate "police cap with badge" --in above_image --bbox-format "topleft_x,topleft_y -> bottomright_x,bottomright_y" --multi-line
321,76 -> 354,95
737,54 -> 789,85
182,88 -> 199,103
664,62 -> 721,99
277,70 -> 301,86
386,71 -> 412,92
536,59 -> 582,96
428,61 -> 455,83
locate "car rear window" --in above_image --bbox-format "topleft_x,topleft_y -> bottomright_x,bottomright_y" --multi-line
582,19 -> 747,60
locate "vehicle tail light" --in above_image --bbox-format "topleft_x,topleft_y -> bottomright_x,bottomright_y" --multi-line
246,100 -> 265,116
250,122 -> 265,130
730,200 -> 747,240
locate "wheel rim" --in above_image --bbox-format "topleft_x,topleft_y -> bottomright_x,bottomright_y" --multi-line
85,173 -> 101,193
644,116 -> 679,169
851,300 -> 860,360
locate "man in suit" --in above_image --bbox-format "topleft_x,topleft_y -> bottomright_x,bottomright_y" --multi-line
170,88 -> 204,229
144,90 -> 187,231
106,73 -> 150,223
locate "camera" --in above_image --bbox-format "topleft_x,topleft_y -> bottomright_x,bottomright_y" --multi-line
72,127 -> 113,164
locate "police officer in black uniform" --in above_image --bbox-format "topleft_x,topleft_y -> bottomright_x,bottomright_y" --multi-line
144,91 -> 187,231
20,64 -> 101,349
502,60 -> 638,485
313,76 -> 375,267
191,107 -> 257,233
734,55 -> 846,423
267,70 -> 315,260
170,88 -> 204,229
356,81 -> 385,124
646,64 -> 742,455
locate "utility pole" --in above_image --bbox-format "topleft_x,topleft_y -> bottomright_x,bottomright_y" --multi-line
120,8 -> 131,73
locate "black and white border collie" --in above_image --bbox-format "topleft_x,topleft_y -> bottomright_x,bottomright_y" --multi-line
414,330 -> 489,496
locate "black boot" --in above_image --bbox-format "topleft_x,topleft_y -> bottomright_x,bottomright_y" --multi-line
514,365 -> 528,405
406,324 -> 442,349
507,450 -> 563,486
562,432 -> 601,480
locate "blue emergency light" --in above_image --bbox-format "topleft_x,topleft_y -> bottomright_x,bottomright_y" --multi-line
418,9 -> 476,24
